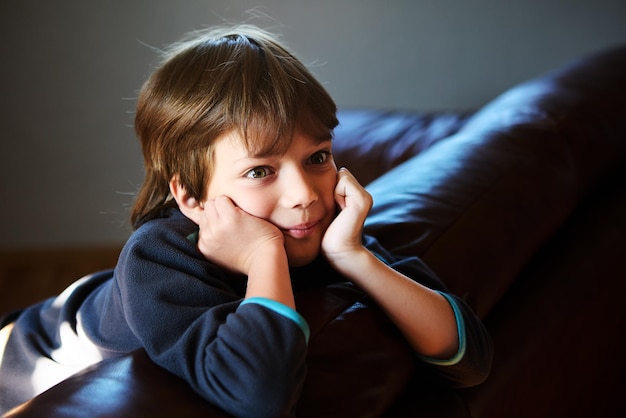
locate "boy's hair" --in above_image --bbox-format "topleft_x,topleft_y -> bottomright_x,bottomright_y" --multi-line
131,25 -> 339,228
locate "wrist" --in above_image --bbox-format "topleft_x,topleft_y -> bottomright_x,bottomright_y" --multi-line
245,241 -> 287,274
326,245 -> 372,277
245,244 -> 295,309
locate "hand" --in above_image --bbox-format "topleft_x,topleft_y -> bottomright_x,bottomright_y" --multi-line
195,195 -> 285,274
321,168 -> 373,267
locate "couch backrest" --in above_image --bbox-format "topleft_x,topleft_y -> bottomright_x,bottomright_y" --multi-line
333,44 -> 626,318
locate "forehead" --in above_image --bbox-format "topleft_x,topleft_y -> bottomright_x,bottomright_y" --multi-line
218,129 -> 332,159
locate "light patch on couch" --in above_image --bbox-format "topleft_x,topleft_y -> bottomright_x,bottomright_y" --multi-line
0,323 -> 14,366
30,316 -> 103,395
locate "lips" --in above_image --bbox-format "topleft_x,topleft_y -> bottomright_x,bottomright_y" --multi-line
281,221 -> 320,239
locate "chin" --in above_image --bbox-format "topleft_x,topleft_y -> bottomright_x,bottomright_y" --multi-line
284,233 -> 323,267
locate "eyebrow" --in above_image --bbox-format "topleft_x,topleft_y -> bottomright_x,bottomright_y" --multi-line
248,136 -> 332,159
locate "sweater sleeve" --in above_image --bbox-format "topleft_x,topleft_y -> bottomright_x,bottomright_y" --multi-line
109,214 -> 308,418
363,235 -> 493,388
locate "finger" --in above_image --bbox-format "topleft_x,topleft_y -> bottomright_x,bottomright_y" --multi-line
338,166 -> 351,176
334,175 -> 348,209
334,168 -> 360,210
336,166 -> 355,185
335,168 -> 361,198
212,195 -> 238,215
335,168 -> 372,213
197,200 -> 220,232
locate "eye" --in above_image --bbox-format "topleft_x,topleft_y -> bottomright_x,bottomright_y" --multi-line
308,151 -> 331,165
245,166 -> 272,179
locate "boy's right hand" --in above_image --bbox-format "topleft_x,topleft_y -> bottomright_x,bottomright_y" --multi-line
195,195 -> 285,275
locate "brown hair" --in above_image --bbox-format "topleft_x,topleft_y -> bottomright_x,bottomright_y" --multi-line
131,25 -> 338,228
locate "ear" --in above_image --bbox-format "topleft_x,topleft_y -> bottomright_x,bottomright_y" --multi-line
169,177 -> 203,224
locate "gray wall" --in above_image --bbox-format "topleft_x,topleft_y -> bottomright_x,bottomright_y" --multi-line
1,0 -> 625,249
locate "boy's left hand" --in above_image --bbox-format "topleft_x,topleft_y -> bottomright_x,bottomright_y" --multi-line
321,167 -> 373,267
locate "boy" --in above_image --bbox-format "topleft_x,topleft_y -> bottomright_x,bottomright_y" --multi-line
0,25 -> 492,417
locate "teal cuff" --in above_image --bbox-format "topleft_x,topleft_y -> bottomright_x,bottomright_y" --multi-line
241,297 -> 310,343
418,291 -> 467,366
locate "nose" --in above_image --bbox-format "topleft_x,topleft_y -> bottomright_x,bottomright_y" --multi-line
280,167 -> 319,209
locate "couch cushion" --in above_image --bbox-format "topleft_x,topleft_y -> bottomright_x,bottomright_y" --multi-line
295,283 -> 415,417
333,109 -> 471,186
4,283 -> 416,418
2,349 -> 231,418
343,45 -> 626,318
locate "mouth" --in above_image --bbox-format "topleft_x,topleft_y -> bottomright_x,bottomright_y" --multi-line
281,221 -> 320,239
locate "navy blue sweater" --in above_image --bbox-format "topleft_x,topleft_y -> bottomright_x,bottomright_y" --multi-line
0,209 -> 492,416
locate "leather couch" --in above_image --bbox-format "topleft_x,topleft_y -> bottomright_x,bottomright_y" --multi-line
3,44 -> 626,417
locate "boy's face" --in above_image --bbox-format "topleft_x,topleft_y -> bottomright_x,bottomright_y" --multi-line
205,130 -> 338,267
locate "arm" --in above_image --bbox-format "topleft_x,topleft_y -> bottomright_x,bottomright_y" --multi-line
331,248 -> 459,358
322,169 -> 492,382
114,212 -> 307,417
358,236 -> 493,387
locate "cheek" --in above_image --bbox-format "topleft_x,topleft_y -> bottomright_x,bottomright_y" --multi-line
322,172 -> 339,205
230,190 -> 275,219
